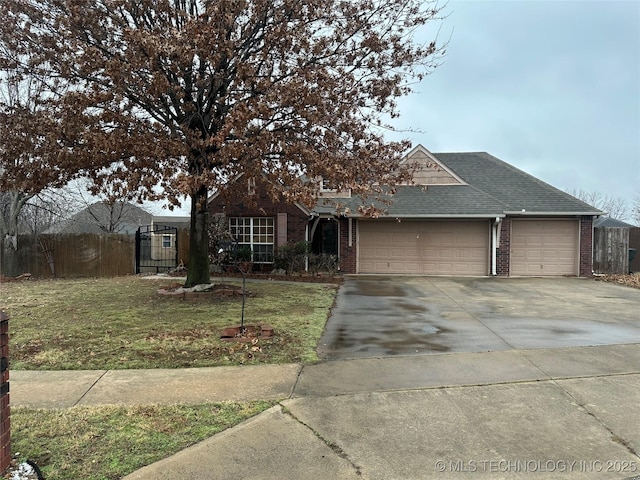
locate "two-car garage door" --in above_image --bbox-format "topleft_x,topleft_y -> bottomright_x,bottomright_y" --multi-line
358,220 -> 489,275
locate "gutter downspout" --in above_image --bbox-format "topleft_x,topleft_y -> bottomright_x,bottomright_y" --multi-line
306,214 -> 320,272
305,222 -> 310,272
309,214 -> 320,243
492,217 -> 502,276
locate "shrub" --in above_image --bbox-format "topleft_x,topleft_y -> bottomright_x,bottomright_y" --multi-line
275,241 -> 311,274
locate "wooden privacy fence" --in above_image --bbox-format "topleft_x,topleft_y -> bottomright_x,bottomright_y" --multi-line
7,233 -> 136,278
630,227 -> 640,274
593,227 -> 630,275
2,230 -> 192,279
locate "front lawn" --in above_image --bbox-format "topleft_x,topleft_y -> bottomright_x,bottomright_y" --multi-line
1,275 -> 338,370
11,401 -> 276,480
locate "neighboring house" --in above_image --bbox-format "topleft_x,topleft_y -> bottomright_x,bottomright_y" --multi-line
593,217 -> 634,228
208,145 -> 603,276
45,201 -> 152,234
151,215 -> 190,230
146,215 -> 190,262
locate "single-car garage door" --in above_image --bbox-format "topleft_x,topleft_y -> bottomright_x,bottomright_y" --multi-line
358,220 -> 489,275
510,219 -> 578,276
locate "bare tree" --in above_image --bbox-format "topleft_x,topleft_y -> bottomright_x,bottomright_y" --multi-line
14,190 -> 72,236
48,180 -> 152,234
633,192 -> 640,226
0,55 -> 53,275
1,0 -> 446,286
566,189 -> 631,222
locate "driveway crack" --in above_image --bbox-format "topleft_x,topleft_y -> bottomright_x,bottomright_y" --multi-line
280,404 -> 366,478
550,379 -> 639,459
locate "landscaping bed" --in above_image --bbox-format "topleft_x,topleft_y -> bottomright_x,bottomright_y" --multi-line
594,273 -> 640,290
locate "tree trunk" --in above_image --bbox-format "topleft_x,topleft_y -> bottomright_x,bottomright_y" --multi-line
184,186 -> 211,287
1,234 -> 19,278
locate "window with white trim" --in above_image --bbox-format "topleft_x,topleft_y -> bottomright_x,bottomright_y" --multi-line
229,217 -> 274,263
320,177 -> 336,192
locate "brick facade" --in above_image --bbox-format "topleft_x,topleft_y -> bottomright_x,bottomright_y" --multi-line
496,217 -> 511,276
208,178 -> 309,246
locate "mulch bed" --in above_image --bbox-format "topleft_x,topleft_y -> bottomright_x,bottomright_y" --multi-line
216,272 -> 345,285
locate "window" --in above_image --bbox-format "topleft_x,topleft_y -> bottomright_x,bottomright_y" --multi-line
162,235 -> 173,248
229,217 -> 275,263
320,177 -> 336,192
247,177 -> 256,195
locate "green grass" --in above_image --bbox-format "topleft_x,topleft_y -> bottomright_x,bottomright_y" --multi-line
1,276 -> 338,370
11,401 -> 276,480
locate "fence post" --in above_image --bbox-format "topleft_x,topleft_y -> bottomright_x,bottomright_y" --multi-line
0,311 -> 9,473
135,229 -> 141,274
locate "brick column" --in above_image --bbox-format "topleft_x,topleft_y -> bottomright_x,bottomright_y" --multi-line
496,217 -> 511,276
579,216 -> 594,277
0,311 -> 9,473
338,218 -> 356,273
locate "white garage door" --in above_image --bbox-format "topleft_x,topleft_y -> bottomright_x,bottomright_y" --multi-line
358,220 -> 489,275
510,219 -> 578,276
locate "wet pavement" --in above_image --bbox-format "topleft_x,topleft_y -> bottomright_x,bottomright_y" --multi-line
317,276 -> 640,359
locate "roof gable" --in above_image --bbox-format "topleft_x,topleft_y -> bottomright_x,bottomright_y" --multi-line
402,145 -> 466,186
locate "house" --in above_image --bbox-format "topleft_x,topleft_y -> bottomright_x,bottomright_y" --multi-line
151,215 -> 190,230
45,201 -> 152,234
146,215 -> 190,262
207,145 -> 603,276
593,217 -> 634,228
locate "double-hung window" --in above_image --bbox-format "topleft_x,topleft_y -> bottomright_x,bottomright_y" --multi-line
229,217 -> 274,263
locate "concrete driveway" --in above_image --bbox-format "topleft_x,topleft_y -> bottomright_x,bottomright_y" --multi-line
318,276 -> 640,359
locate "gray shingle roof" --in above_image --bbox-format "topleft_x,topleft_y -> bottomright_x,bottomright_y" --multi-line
434,152 -> 603,215
315,184 -> 505,217
314,150 -> 603,218
46,202 -> 152,234
593,217 -> 634,228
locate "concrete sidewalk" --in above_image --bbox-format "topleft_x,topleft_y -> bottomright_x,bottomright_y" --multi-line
11,344 -> 640,479
11,363 -> 302,408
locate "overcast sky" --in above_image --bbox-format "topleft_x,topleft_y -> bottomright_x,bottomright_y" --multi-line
389,0 -> 640,212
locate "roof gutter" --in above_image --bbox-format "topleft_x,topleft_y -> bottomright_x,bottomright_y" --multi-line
503,210 -> 603,216
344,213 -> 507,219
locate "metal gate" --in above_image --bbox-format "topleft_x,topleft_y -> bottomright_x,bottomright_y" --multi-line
135,225 -> 179,273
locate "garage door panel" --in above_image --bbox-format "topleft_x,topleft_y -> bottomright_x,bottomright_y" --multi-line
511,219 -> 578,276
358,220 -> 489,275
